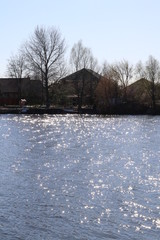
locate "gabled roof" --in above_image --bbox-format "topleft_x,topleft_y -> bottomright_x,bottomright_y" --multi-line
127,78 -> 151,93
127,78 -> 152,102
85,68 -> 101,79
128,78 -> 150,89
60,68 -> 101,81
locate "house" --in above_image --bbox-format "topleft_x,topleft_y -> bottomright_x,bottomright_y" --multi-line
50,68 -> 101,109
0,78 -> 43,105
127,78 -> 153,105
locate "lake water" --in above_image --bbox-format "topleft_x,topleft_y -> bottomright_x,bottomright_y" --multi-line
0,114 -> 160,240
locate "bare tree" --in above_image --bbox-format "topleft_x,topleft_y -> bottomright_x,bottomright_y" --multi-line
23,26 -> 66,107
7,53 -> 26,78
101,61 -> 118,81
135,56 -> 160,110
7,52 -> 27,100
99,61 -> 120,106
135,60 -> 145,79
145,55 -> 160,110
69,40 -> 99,111
101,61 -> 110,76
70,40 -> 99,72
95,76 -> 119,113
111,60 -> 133,101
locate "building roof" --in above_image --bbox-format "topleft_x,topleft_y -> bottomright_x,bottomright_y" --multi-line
0,78 -> 19,93
60,68 -> 101,81
127,78 -> 151,93
0,78 -> 41,93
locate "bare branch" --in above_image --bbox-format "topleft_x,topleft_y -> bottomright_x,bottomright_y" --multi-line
23,26 -> 66,107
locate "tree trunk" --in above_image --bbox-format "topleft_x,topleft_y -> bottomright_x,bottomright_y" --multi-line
151,80 -> 156,111
45,74 -> 49,108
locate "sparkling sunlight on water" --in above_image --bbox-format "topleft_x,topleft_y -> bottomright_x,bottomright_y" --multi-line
0,115 -> 160,239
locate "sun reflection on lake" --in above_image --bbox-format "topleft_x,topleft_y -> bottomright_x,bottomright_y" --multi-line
0,115 -> 160,239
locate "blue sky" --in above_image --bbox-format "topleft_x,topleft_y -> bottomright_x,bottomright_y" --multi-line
1,0 -> 160,76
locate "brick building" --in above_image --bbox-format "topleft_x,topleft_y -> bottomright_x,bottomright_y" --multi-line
0,78 -> 43,105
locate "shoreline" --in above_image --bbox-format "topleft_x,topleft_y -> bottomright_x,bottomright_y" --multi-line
0,106 -> 159,115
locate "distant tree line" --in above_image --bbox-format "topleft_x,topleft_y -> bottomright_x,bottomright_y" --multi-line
6,25 -> 160,112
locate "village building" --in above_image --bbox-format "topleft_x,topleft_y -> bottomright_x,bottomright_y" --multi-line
0,78 -> 43,105
50,68 -> 102,110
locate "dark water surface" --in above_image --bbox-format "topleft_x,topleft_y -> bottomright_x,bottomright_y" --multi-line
0,114 -> 160,239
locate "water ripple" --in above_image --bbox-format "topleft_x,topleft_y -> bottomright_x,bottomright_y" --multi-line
0,115 -> 160,239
